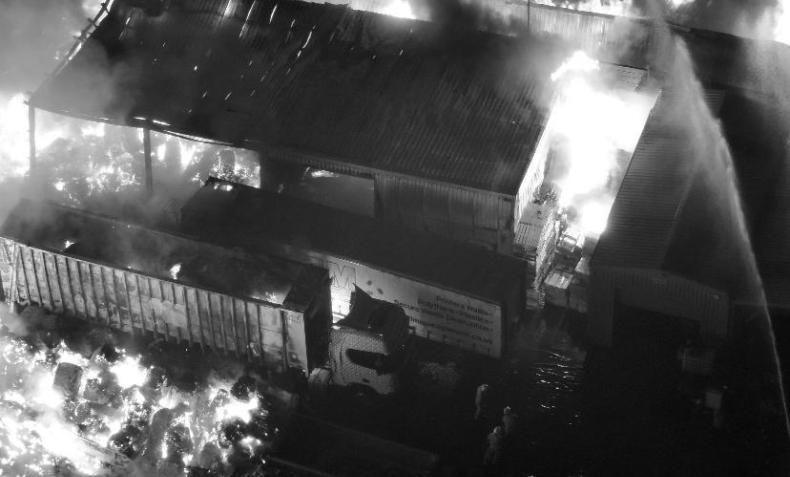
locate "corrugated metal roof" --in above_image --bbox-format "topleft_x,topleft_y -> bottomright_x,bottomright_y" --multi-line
180,178 -> 528,304
592,88 -> 726,270
31,0 -> 576,195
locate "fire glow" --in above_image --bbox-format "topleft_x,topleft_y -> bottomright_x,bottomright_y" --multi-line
534,0 -> 635,17
546,51 -> 655,236
0,312 -> 273,475
381,0 -> 416,19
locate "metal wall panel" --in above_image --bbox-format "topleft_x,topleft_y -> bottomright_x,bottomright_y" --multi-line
0,239 -> 15,301
588,266 -> 729,347
374,175 -> 515,253
11,244 -> 302,371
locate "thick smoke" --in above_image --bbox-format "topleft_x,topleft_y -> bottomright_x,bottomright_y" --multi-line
0,1 -> 102,222
670,0 -> 787,42
0,0 -> 99,94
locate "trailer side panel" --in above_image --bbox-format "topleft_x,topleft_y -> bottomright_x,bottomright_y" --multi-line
9,243 -> 303,372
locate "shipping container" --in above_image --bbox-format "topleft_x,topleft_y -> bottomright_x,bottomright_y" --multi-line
181,178 -> 528,359
0,200 -> 332,374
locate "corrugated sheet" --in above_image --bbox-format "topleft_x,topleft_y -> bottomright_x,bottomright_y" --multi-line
755,149 -> 790,308
530,4 -> 635,57
592,88 -> 726,269
32,0 -> 560,195
7,242 -> 309,368
588,266 -> 729,346
374,175 -> 515,252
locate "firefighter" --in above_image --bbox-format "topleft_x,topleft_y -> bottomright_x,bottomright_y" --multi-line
502,406 -> 518,437
483,425 -> 504,467
474,383 -> 490,420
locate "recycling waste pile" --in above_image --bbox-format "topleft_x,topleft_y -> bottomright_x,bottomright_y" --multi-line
0,304 -> 297,477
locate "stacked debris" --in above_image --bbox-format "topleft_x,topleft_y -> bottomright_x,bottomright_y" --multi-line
0,304 -> 288,476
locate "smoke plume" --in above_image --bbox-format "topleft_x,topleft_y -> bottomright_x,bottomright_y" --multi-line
670,0 -> 788,42
0,0 -> 100,94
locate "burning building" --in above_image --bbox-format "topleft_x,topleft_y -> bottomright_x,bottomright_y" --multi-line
19,0 -> 790,364
1,0 -> 789,474
29,0 -> 653,254
25,0 -> 660,342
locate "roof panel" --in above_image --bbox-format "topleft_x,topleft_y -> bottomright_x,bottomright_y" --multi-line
592,89 -> 726,269
32,0 -> 576,194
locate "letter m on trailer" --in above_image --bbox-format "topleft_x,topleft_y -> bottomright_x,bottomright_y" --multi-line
328,261 -> 356,291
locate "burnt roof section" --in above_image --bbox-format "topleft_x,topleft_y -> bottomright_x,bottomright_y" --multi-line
29,0 -> 578,195
180,178 -> 527,304
0,199 -> 327,311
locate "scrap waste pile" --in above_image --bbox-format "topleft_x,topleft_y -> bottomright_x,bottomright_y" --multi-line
0,305 -> 296,477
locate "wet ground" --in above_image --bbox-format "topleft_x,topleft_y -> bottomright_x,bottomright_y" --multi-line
1,290 -> 788,476
304,305 -> 588,476
301,301 -> 789,476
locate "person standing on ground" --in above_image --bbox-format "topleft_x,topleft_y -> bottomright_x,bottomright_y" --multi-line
502,406 -> 518,437
475,383 -> 490,420
483,425 -> 504,467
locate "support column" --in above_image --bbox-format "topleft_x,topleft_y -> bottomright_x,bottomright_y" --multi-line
28,103 -> 36,174
143,126 -> 153,194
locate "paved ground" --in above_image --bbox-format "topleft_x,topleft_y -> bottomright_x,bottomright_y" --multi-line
305,305 -> 588,475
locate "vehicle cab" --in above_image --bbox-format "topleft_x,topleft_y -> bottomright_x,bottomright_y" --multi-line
328,287 -> 412,395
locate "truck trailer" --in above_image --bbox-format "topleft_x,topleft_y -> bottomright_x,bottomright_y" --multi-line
0,200 -> 418,396
181,178 -> 529,359
0,199 -> 335,376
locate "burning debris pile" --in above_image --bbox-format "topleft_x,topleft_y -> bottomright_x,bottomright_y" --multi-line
0,94 -> 260,225
0,304 -> 288,476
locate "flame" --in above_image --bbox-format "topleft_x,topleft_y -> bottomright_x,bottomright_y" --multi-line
239,435 -> 263,453
776,1 -> 790,45
215,394 -> 260,424
547,51 -> 654,236
169,263 -> 182,280
381,0 -> 416,19
108,354 -> 149,389
0,94 -> 31,181
534,0 -> 634,17
0,306 -> 276,474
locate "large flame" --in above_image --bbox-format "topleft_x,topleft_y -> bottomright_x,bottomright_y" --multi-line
776,1 -> 790,45
381,0 -> 416,19
547,51 -> 654,236
0,94 -> 31,181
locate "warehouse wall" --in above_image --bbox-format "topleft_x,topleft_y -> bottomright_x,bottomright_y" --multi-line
374,175 -> 515,253
588,266 -> 729,347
